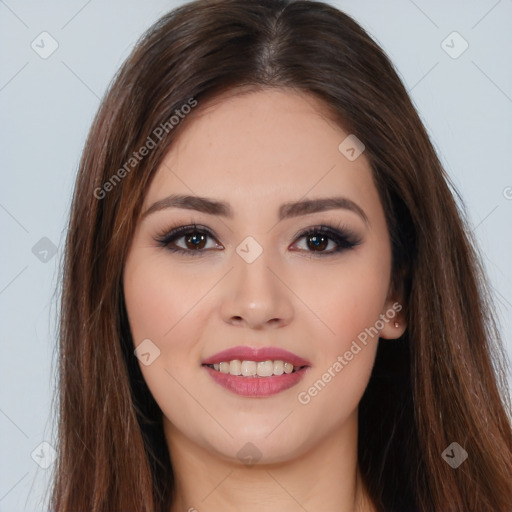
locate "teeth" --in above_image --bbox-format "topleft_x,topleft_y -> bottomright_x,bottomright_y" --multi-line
241,360 -> 257,376
230,360 -> 242,375
273,360 -> 284,375
208,359 -> 302,377
257,360 -> 273,377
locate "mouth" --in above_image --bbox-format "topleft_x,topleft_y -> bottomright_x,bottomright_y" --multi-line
203,359 -> 306,377
201,346 -> 311,397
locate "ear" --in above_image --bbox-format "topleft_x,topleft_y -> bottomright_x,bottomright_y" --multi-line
378,296 -> 407,340
379,267 -> 408,339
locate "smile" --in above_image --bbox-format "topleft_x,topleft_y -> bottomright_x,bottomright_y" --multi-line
205,359 -> 302,377
201,345 -> 311,397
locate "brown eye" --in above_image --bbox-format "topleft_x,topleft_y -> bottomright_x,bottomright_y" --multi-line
155,224 -> 222,255
183,232 -> 207,250
306,234 -> 329,251
292,226 -> 361,255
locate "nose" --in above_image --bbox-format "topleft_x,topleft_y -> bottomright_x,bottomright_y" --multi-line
219,251 -> 294,330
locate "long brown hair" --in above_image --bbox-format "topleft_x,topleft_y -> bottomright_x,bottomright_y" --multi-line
48,1 -> 512,510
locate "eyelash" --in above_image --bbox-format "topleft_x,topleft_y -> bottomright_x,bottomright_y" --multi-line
154,222 -> 362,257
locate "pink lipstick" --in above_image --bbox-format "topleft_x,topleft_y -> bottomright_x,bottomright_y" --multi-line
202,345 -> 311,397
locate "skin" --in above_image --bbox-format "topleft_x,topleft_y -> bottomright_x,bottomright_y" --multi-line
123,88 -> 406,512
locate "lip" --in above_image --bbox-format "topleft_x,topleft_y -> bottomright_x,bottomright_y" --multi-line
201,345 -> 311,398
203,365 -> 310,397
202,345 -> 311,367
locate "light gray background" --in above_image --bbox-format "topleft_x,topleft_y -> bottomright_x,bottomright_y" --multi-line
1,1 -> 511,510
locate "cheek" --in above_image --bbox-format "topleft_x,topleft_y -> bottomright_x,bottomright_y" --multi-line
298,247 -> 391,351
123,252 -> 214,434
293,248 -> 390,414
123,251 -> 211,348
124,261 -> 172,346
123,249 -> 223,391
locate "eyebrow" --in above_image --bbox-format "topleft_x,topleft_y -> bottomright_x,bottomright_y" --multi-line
142,194 -> 368,224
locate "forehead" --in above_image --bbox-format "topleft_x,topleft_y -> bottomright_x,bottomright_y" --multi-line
144,88 -> 378,216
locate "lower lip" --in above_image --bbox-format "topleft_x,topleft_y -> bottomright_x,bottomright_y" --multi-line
203,365 -> 309,397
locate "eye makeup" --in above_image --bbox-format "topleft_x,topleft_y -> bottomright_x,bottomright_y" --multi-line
153,219 -> 362,257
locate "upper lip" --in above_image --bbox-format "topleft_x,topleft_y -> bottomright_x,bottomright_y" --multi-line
202,345 -> 311,367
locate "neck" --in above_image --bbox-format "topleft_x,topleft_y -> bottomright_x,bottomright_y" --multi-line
166,411 -> 375,512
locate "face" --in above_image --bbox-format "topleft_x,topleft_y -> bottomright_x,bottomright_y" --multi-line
123,88 -> 405,465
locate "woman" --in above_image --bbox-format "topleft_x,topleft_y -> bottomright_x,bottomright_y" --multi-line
49,0 -> 512,511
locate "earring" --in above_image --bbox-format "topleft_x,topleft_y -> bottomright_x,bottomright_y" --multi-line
394,322 -> 399,328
